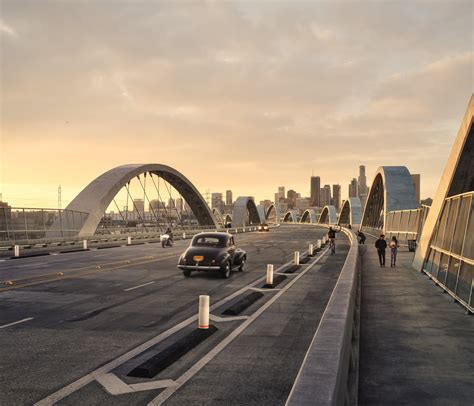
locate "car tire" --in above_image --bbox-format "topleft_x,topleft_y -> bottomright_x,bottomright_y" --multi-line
183,269 -> 191,277
238,257 -> 246,272
222,262 -> 231,278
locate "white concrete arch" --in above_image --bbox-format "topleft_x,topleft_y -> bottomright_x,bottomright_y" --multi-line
361,166 -> 418,231
319,205 -> 337,225
66,164 -> 217,236
300,208 -> 318,223
232,196 -> 263,226
283,209 -> 298,223
338,198 -> 362,226
414,95 -> 474,270
265,204 -> 280,223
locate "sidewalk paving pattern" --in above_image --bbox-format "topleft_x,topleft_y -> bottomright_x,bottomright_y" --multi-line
359,240 -> 474,405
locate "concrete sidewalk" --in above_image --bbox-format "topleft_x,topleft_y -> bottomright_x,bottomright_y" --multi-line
358,240 -> 474,405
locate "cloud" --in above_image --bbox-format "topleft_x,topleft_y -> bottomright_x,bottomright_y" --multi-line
0,19 -> 17,37
1,0 -> 473,206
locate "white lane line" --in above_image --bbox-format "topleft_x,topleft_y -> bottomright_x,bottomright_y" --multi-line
0,317 -> 34,329
148,249 -> 328,405
96,373 -> 177,395
209,314 -> 249,322
123,281 -> 155,292
33,257 -> 299,406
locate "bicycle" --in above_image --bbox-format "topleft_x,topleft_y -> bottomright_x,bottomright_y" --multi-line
329,238 -> 336,255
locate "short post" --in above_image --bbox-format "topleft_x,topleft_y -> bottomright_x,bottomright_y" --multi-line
14,245 -> 20,257
294,251 -> 300,265
308,243 -> 314,257
266,264 -> 274,286
198,295 -> 210,329
243,226 -> 246,232
235,228 -> 238,233
83,240 -> 88,250
127,236 -> 132,245
182,231 -> 186,239
317,239 -> 322,249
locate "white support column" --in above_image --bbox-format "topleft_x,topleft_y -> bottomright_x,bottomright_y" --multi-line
266,264 -> 274,286
127,236 -> 132,245
308,243 -> 314,257
83,240 -> 88,250
182,231 -> 186,239
317,239 -> 322,249
14,245 -> 20,257
198,295 -> 210,329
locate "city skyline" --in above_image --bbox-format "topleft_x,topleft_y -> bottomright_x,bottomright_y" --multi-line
1,1 -> 472,208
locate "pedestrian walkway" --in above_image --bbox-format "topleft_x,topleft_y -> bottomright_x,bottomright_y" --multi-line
358,239 -> 474,406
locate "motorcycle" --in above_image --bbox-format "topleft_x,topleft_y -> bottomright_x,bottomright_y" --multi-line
160,233 -> 173,248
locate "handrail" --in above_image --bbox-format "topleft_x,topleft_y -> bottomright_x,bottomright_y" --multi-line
286,226 -> 360,406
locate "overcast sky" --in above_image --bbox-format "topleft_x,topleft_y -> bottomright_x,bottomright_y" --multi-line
1,0 -> 473,207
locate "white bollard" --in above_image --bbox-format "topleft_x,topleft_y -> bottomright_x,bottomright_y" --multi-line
294,251 -> 300,265
198,295 -> 210,329
235,228 -> 238,233
317,239 -> 322,249
83,240 -> 88,250
308,243 -> 314,257
127,236 -> 132,245
14,245 -> 20,257
266,264 -> 274,285
182,231 -> 186,239
243,226 -> 246,232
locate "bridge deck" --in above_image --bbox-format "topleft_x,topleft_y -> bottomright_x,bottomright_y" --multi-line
359,240 -> 474,405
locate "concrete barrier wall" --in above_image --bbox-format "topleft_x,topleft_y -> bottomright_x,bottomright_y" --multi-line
286,227 -> 360,406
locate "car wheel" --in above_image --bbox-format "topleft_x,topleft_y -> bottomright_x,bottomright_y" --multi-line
238,257 -> 246,272
222,262 -> 231,278
183,270 -> 191,277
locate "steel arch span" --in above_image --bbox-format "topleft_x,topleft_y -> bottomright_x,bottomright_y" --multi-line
283,210 -> 298,223
232,196 -> 263,226
338,198 -> 362,226
361,166 -> 418,231
319,205 -> 337,224
265,204 -> 280,223
300,209 -> 318,223
66,164 -> 217,236
212,207 -> 224,225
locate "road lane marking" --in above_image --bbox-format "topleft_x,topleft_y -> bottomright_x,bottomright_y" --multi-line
96,373 -> 176,395
33,255 -> 304,406
0,317 -> 34,329
124,281 -> 155,291
209,314 -> 249,322
148,249 -> 329,405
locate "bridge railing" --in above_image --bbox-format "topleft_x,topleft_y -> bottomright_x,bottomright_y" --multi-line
286,226 -> 360,406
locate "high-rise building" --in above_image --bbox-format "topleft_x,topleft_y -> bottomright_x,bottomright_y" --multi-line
274,193 -> 280,204
211,193 -> 223,210
310,176 -> 321,207
411,174 -> 421,203
278,187 -> 285,200
295,197 -> 310,211
175,197 -> 184,213
225,190 -> 233,205
332,184 -> 341,210
349,178 -> 358,198
320,185 -> 332,206
287,189 -> 298,208
133,199 -> 145,215
358,165 -> 368,196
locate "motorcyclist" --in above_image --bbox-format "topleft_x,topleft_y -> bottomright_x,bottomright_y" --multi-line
165,226 -> 174,243
327,227 -> 337,240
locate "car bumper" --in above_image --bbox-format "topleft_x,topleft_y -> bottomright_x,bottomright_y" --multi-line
177,265 -> 221,271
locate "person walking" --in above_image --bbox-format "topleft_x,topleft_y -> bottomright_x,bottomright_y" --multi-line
389,236 -> 399,267
375,234 -> 387,267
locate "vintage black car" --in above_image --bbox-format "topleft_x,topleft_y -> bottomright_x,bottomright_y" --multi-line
177,232 -> 246,278
258,223 -> 269,232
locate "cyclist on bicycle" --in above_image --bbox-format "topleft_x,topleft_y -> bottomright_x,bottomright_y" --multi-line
327,226 -> 338,255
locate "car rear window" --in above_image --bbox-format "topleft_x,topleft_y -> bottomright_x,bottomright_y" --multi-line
192,236 -> 226,248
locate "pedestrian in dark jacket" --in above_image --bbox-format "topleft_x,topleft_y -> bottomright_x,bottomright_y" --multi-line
357,230 -> 366,244
375,234 -> 387,267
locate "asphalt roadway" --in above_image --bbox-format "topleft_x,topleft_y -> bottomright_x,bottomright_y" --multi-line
0,225 -> 349,405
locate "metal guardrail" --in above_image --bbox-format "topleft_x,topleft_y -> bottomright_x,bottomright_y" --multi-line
286,226 -> 360,406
